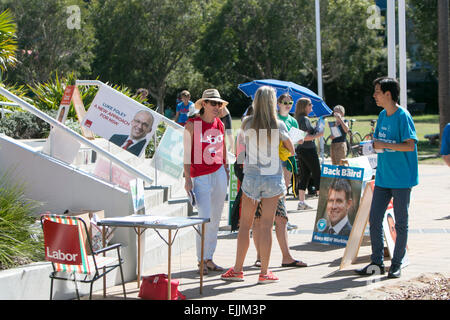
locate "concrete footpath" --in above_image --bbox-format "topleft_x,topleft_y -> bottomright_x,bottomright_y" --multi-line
90,164 -> 450,300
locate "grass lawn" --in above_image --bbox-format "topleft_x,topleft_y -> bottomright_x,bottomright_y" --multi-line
231,114 -> 444,164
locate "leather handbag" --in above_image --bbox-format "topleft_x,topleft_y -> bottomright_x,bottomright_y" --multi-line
138,274 -> 186,300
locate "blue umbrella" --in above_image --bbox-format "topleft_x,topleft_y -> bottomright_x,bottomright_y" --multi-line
238,79 -> 332,117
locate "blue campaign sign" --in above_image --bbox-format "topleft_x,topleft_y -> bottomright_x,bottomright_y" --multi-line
312,164 -> 364,247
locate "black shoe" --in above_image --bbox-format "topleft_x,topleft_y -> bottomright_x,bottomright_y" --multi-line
355,262 -> 385,276
387,264 -> 401,279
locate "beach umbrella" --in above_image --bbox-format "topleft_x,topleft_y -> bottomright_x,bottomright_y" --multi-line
238,79 -> 332,117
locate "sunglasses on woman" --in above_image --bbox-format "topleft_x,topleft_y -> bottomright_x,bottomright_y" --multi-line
281,101 -> 293,105
205,100 -> 223,107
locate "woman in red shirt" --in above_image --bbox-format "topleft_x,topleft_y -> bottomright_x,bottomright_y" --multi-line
183,89 -> 229,274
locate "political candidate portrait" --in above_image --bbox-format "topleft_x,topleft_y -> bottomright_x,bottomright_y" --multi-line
109,109 -> 154,157
324,178 -> 353,236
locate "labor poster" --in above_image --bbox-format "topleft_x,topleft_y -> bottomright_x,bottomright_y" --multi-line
312,164 -> 364,246
81,85 -> 162,157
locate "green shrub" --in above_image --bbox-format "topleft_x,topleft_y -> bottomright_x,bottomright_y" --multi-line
0,169 -> 44,270
0,110 -> 51,139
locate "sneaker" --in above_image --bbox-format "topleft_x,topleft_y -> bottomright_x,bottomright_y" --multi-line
258,271 -> 279,284
221,268 -> 244,281
286,222 -> 298,230
297,201 -> 313,210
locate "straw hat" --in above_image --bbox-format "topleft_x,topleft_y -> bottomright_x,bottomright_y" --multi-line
194,88 -> 229,110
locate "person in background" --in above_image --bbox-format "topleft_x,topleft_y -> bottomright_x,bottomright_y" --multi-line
356,77 -> 418,279
175,90 -> 193,126
221,86 -> 294,284
294,98 -> 323,210
440,123 -> 450,167
329,105 -> 349,165
183,88 -> 229,274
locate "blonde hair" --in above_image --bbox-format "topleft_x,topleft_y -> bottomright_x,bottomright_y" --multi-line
334,104 -> 345,116
242,86 -> 278,139
295,97 -> 311,118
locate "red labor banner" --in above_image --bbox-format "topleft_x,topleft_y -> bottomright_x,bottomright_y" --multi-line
43,219 -> 82,265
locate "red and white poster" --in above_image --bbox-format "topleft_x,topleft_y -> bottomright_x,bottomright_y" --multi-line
43,219 -> 82,265
82,85 -> 162,157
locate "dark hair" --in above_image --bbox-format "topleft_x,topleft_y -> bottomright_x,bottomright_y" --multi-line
328,178 -> 352,201
277,93 -> 292,104
373,77 -> 400,102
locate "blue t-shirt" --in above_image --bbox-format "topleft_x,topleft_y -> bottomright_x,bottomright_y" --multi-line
176,101 -> 193,124
440,123 -> 450,156
374,106 -> 418,188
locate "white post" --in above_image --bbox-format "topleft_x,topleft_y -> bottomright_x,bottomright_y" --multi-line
315,0 -> 325,163
398,0 -> 408,109
315,0 -> 323,98
387,0 -> 396,79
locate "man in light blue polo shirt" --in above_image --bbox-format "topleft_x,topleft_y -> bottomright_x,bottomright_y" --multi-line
356,77 -> 418,279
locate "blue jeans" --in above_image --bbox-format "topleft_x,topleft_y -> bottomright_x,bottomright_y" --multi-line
369,186 -> 411,266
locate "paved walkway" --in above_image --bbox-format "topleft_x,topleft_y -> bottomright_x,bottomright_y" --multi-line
91,164 -> 450,300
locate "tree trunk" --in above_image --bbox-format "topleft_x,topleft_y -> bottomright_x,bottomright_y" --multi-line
438,0 -> 450,138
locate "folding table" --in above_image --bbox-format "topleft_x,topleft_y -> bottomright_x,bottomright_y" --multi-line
97,215 -> 209,300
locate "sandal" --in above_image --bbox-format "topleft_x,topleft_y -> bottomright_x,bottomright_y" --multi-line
197,262 -> 208,274
281,260 -> 308,268
205,259 -> 224,272
254,260 -> 261,267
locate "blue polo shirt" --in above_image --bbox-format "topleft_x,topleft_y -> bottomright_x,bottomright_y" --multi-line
441,123 -> 450,156
374,106 -> 418,189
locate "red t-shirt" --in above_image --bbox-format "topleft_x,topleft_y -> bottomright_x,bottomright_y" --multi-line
187,117 -> 225,178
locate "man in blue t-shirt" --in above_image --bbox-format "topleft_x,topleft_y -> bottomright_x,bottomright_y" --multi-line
441,123 -> 450,167
356,77 -> 418,279
174,90 -> 193,126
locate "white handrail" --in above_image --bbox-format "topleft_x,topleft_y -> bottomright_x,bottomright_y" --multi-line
0,86 -> 154,185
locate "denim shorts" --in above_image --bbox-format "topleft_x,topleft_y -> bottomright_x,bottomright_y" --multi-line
241,174 -> 286,201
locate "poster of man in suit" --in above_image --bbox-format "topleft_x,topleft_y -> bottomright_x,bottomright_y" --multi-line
312,164 -> 364,246
82,85 -> 161,157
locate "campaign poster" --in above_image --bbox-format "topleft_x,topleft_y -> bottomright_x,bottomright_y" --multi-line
93,156 -> 135,190
151,126 -> 184,179
312,164 -> 364,246
130,178 -> 146,215
81,85 -> 162,157
382,204 -> 410,267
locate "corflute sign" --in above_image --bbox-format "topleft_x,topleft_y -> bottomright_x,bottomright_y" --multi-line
43,220 -> 82,265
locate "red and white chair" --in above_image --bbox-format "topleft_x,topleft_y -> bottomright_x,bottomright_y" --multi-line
40,214 -> 126,300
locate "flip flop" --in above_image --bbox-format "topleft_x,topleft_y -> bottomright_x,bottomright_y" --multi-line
281,260 -> 308,268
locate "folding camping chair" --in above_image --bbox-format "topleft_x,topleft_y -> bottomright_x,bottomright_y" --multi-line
40,214 -> 126,300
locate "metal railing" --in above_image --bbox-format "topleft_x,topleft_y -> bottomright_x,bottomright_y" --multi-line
0,84 -> 162,186
75,80 -> 184,187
